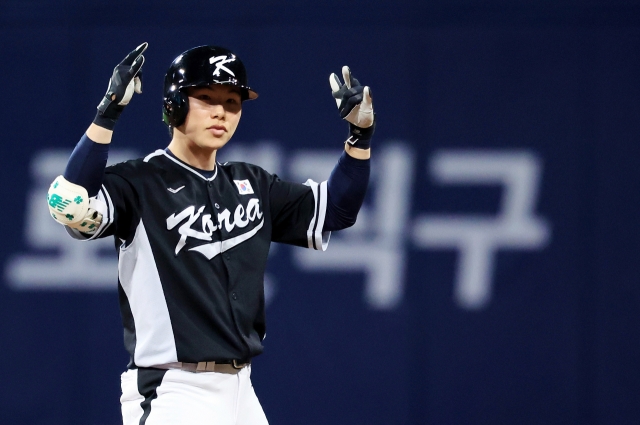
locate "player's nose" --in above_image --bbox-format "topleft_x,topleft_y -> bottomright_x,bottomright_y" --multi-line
209,103 -> 225,119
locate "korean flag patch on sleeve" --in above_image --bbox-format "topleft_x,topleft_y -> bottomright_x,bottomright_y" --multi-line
233,179 -> 254,195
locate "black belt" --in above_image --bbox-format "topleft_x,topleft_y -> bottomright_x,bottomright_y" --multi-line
153,359 -> 251,375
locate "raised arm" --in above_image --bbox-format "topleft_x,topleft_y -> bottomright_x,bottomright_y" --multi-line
324,66 -> 374,231
47,43 -> 147,233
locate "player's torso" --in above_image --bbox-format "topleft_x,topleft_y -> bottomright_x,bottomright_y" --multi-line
125,153 -> 272,272
109,152 -> 273,362
144,162 -> 269,260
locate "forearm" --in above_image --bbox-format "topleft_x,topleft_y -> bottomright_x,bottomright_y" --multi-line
49,129 -> 108,232
323,64 -> 374,231
47,43 -> 145,233
63,131 -> 111,197
324,151 -> 370,231
344,143 -> 370,160
86,123 -> 113,144
63,41 -> 146,196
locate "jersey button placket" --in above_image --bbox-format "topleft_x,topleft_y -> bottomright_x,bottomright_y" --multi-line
231,292 -> 238,300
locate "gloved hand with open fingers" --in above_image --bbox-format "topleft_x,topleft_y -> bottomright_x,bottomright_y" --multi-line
94,42 -> 148,130
330,65 -> 375,149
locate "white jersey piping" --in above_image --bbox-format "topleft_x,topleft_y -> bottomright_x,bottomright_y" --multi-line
144,149 -> 218,181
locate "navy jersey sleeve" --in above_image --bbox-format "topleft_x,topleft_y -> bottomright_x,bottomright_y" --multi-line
324,152 -> 370,231
268,174 -> 330,251
65,165 -> 139,243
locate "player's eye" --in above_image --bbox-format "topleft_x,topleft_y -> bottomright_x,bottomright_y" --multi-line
197,94 -> 211,101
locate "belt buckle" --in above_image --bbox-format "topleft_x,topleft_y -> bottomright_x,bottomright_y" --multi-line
232,359 -> 249,369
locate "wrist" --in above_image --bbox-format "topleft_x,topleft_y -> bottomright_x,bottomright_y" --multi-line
86,123 -> 114,144
344,143 -> 370,159
95,95 -> 125,130
93,111 -> 118,131
345,119 -> 375,150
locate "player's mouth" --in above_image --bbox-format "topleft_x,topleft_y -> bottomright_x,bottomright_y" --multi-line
207,125 -> 226,137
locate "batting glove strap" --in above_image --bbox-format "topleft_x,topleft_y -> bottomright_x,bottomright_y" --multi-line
346,117 -> 376,150
93,110 -> 120,130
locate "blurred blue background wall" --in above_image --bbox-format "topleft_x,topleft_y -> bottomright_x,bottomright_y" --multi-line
1,1 -> 639,424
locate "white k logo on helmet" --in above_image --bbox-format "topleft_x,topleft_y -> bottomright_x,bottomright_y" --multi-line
209,56 -> 236,77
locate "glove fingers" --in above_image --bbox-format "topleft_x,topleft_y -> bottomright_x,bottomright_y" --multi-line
346,85 -> 364,98
129,56 -> 145,93
135,42 -> 149,55
129,55 -> 145,78
134,76 -> 142,94
330,73 -> 348,108
119,81 -> 136,106
329,73 -> 342,92
331,66 -> 374,128
341,66 -> 352,89
340,85 -> 363,106
361,86 -> 373,112
120,42 -> 148,66
340,93 -> 364,118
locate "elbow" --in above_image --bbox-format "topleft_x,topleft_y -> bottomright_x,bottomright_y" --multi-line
323,214 -> 358,232
340,216 -> 358,229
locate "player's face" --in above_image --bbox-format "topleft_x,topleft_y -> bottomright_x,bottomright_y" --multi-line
178,85 -> 243,152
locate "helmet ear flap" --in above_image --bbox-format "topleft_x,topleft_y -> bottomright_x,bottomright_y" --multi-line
163,91 -> 189,128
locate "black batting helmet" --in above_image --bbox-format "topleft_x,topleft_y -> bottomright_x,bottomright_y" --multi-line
162,45 -> 258,127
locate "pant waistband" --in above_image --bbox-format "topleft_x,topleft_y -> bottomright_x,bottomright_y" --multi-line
153,360 -> 250,375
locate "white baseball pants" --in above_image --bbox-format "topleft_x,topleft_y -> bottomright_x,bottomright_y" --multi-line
120,366 -> 269,425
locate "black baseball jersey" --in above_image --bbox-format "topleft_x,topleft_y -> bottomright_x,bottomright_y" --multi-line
67,149 -> 330,368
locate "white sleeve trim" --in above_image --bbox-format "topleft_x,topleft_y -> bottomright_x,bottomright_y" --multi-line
304,179 -> 331,251
65,185 -> 115,241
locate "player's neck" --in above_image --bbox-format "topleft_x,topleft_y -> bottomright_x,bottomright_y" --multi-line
167,137 -> 217,171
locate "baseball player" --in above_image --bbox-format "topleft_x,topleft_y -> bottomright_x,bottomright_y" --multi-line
46,43 -> 374,425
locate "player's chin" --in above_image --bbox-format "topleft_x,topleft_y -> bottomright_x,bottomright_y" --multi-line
201,135 -> 230,151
